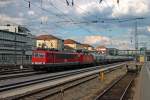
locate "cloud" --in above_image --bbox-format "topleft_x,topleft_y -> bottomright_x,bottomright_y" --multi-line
84,35 -> 110,45
18,12 -> 24,17
28,10 -> 35,16
0,14 -> 24,25
136,27 -> 150,36
83,35 -> 133,49
0,0 -> 15,6
111,39 -> 132,50
73,0 -> 150,19
147,26 -> 150,32
112,0 -> 149,17
75,2 -> 99,14
1,0 -> 150,49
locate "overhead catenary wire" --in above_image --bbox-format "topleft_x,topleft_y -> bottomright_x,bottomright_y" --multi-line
48,0 -> 92,35
26,0 -> 148,26
23,0 -> 75,31
49,0 -> 148,40
4,0 -> 149,49
65,0 -> 69,6
65,0 -> 74,6
72,0 -> 74,6
66,0 -> 118,34
22,0 -> 148,36
24,0 -> 143,25
58,0 -> 117,35
99,0 -> 103,4
3,0 -> 149,31
48,0 -> 96,35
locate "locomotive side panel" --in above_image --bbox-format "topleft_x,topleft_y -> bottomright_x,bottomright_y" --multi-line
79,54 -> 94,65
46,52 -> 54,64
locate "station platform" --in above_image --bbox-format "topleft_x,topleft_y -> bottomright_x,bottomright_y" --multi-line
134,62 -> 150,100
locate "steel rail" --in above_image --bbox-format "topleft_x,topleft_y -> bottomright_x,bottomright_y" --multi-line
0,62 -> 126,99
95,73 -> 135,100
0,62 -> 124,91
0,71 -> 45,80
0,69 -> 33,75
21,75 -> 98,100
0,64 -> 105,92
120,78 -> 134,100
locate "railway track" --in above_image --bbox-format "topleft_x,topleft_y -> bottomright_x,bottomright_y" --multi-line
0,64 -> 105,92
0,71 -> 46,80
95,73 -> 136,100
0,62 -> 125,76
0,68 -> 34,75
0,62 -> 124,81
0,62 -> 126,99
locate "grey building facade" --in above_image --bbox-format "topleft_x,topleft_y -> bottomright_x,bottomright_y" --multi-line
0,30 -> 36,65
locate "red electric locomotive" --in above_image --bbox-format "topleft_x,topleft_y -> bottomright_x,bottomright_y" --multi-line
32,49 -> 94,71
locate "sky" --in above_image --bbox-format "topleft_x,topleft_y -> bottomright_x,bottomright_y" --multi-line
0,0 -> 150,50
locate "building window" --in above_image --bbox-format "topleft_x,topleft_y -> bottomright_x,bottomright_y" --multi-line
26,55 -> 30,60
2,54 -> 6,61
38,43 -> 41,47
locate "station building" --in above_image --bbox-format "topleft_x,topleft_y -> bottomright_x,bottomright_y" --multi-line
36,35 -> 64,51
96,46 -> 107,54
81,44 -> 94,51
64,39 -> 83,51
0,25 -> 36,65
64,45 -> 75,51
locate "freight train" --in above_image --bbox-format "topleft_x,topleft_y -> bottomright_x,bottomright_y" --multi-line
32,49 -> 133,71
